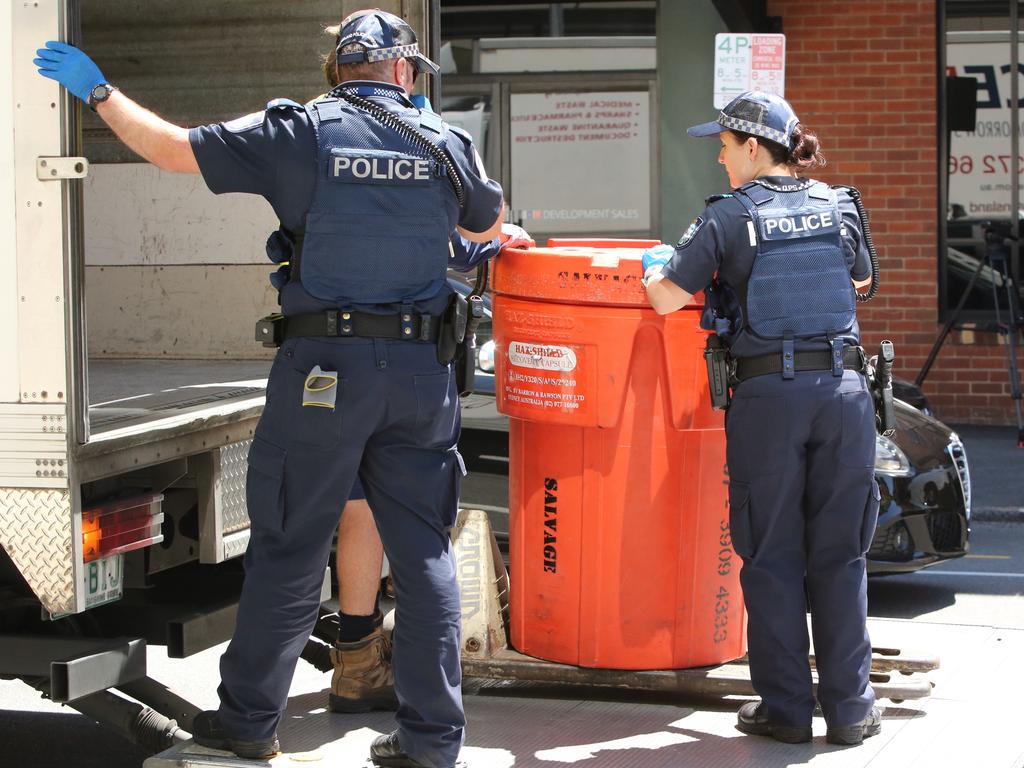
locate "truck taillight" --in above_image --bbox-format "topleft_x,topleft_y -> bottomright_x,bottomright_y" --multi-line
82,493 -> 165,563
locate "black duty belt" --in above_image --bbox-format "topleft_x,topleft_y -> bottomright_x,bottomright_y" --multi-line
734,346 -> 866,383
282,310 -> 441,342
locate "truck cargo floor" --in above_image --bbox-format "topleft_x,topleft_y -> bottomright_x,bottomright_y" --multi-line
87,359 -> 270,434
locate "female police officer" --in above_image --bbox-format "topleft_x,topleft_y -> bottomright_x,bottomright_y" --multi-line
36,10 -> 503,768
641,91 -> 881,746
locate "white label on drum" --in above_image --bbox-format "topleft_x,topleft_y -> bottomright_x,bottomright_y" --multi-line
508,341 -> 578,372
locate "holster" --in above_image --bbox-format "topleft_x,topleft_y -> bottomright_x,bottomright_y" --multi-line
869,340 -> 897,436
437,292 -> 468,366
704,334 -> 733,411
454,295 -> 485,397
255,314 -> 285,348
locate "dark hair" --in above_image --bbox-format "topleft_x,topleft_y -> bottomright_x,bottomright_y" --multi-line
729,124 -> 826,172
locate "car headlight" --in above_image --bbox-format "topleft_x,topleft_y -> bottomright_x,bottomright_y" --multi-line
477,339 -> 495,373
946,432 -> 972,520
875,434 -> 913,477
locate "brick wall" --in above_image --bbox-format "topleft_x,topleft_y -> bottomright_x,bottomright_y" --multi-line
768,0 -> 1019,424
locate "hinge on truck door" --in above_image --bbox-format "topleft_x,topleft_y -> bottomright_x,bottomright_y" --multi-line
36,156 -> 88,180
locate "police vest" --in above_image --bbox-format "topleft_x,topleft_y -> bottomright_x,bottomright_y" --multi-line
733,179 -> 856,345
300,97 -> 456,305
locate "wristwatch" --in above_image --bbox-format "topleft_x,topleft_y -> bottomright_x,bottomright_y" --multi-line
87,83 -> 117,112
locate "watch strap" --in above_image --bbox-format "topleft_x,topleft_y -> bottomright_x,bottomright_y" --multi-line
88,83 -> 117,112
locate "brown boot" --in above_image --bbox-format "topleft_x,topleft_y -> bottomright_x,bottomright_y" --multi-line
329,626 -> 399,713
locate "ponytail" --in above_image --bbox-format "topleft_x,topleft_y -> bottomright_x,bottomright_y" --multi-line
728,124 -> 827,172
788,124 -> 826,171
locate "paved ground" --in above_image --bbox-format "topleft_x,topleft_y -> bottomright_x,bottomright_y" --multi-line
3,423 -> 1023,767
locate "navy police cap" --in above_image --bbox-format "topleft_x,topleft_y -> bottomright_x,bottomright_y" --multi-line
337,9 -> 440,76
687,91 -> 799,150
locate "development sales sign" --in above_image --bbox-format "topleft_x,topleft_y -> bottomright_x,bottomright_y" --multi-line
502,341 -> 587,416
509,91 -> 650,234
948,33 -> 1024,217
714,34 -> 786,109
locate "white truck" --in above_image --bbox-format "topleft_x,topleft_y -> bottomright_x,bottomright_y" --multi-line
0,0 -> 315,750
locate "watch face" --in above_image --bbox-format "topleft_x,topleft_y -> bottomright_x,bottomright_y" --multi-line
91,84 -> 110,101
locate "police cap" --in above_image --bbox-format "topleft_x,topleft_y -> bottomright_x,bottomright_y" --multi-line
687,91 -> 799,150
336,9 -> 440,76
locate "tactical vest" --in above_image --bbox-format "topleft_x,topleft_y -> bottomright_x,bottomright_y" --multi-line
299,96 -> 455,305
732,178 -> 856,345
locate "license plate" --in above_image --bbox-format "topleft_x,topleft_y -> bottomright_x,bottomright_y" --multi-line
83,554 -> 123,609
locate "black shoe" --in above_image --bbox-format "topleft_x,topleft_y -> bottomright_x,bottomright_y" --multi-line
191,710 -> 280,760
826,706 -> 882,745
736,701 -> 812,744
370,731 -> 428,767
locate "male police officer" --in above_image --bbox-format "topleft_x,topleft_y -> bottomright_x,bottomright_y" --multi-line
35,10 -> 504,767
303,23 -> 530,716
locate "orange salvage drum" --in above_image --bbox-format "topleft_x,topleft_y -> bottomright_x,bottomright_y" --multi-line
493,238 -> 747,669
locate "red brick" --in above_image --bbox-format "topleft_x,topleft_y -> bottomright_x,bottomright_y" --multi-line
765,0 -> 1014,424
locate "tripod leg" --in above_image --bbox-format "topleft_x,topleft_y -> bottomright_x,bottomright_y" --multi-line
917,248 -> 989,388
991,252 -> 1024,447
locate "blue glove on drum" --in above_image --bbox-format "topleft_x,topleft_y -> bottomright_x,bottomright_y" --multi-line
641,243 -> 674,278
33,41 -> 106,103
499,223 -> 533,251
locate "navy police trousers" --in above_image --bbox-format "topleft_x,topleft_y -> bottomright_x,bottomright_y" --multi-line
726,368 -> 879,729
217,337 -> 465,768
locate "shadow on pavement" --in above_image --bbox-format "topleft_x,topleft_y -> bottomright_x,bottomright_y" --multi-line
867,577 -> 958,619
0,709 -> 150,768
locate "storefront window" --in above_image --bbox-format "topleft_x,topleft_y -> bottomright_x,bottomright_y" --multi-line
943,19 -> 1024,323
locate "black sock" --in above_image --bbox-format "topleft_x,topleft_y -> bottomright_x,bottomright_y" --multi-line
337,596 -> 382,643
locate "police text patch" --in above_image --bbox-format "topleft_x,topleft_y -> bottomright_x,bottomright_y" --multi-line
760,210 -> 838,240
330,153 -> 432,184
677,216 -> 704,249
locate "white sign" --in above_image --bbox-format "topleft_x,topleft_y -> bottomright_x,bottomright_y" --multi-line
442,104 -> 487,156
510,91 -> 650,234
714,34 -> 786,109
947,33 -> 1024,217
508,341 -> 578,372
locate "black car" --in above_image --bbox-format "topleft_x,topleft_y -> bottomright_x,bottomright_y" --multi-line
450,279 -> 971,576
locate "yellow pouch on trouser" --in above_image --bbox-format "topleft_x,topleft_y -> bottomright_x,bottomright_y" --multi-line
302,365 -> 338,410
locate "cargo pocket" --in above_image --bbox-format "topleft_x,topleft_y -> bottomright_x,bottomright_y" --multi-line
414,370 -> 458,448
860,480 -> 881,555
728,481 -> 755,559
247,438 -> 287,535
725,396 -> 787,477
840,389 -> 876,468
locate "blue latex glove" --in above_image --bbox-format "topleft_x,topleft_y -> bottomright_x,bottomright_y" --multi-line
410,93 -> 434,112
33,41 -> 105,103
641,243 -> 674,274
498,223 -> 533,251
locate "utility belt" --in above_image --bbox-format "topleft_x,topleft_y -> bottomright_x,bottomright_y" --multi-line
703,335 -> 867,411
734,345 -> 867,383
256,310 -> 441,347
254,292 -> 479,396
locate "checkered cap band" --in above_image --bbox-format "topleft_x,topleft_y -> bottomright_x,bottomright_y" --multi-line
365,42 -> 421,63
717,113 -> 790,147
